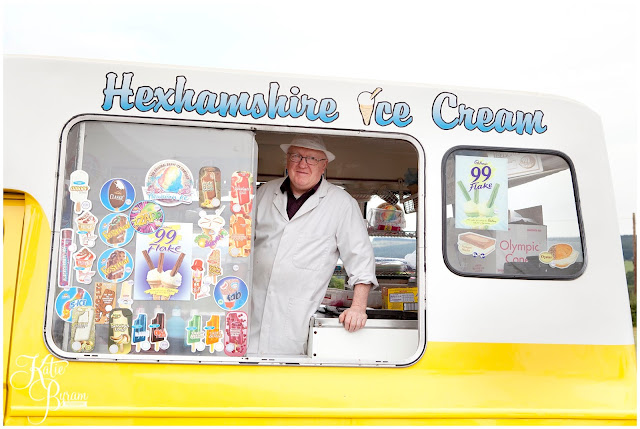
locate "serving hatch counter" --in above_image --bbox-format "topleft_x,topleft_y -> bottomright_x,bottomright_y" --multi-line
309,310 -> 419,361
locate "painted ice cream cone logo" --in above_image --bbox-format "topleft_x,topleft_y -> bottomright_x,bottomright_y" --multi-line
358,87 -> 382,125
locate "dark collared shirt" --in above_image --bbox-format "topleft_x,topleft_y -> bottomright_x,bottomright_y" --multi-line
280,177 -> 322,220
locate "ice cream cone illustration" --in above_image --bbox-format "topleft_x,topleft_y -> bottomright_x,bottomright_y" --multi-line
160,253 -> 185,300
357,87 -> 382,125
143,250 -> 164,300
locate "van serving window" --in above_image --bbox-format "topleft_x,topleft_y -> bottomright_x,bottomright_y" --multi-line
45,117 -> 424,366
442,147 -> 585,279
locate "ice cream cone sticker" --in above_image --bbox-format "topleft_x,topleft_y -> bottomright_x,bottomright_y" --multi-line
358,87 -> 382,125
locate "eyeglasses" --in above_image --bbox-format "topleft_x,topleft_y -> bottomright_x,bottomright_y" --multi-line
287,153 -> 326,166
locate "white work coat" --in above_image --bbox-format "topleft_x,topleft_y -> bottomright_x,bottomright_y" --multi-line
249,177 -> 377,355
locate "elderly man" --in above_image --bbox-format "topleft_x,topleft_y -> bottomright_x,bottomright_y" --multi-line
249,134 -> 378,355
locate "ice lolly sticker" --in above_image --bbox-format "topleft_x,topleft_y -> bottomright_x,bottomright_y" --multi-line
72,246 -> 97,284
194,209 -> 229,249
58,228 -> 75,288
69,170 -> 90,214
186,313 -> 205,352
129,200 -> 164,234
230,171 -> 253,215
224,311 -> 248,357
75,211 -> 98,247
55,287 -> 92,322
214,277 -> 249,311
118,280 -> 134,310
98,248 -> 134,282
205,314 -> 224,353
94,282 -> 117,324
206,249 -> 223,285
455,155 -> 508,231
357,87 -> 382,126
99,213 -> 135,248
109,308 -> 133,354
100,178 -> 135,212
149,311 -> 168,352
199,167 -> 221,209
70,306 -> 95,352
132,309 -> 149,352
134,223 -> 193,301
229,214 -> 251,257
143,160 -> 196,206
191,258 -> 210,300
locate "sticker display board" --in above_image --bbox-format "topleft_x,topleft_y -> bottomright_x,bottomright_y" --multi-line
455,155 -> 508,231
47,121 -> 257,363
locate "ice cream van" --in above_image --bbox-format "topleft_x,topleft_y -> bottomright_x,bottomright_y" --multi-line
3,55 -> 636,425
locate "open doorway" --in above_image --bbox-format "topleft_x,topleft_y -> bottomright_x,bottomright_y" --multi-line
255,130 -> 422,363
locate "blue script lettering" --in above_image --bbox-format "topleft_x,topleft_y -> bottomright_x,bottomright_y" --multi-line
374,101 -> 413,127
102,73 -> 339,123
102,72 -> 134,110
432,92 -> 546,135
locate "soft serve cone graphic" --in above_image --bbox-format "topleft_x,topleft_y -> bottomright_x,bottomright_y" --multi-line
358,87 -> 382,125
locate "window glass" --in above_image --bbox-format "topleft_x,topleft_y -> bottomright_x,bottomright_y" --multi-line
443,148 -> 584,279
47,120 -> 257,362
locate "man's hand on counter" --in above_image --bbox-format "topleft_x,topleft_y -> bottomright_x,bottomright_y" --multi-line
338,283 -> 371,332
339,305 -> 367,332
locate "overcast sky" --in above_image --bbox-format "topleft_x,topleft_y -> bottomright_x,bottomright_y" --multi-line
3,0 -> 638,234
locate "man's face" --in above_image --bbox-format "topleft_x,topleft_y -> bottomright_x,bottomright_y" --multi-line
286,145 -> 328,195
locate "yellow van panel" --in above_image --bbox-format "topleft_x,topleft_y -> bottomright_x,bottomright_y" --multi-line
4,193 -> 637,425
2,416 -> 637,426
3,192 -> 26,412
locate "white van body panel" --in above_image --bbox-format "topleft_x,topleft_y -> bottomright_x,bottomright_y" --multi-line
3,55 -> 632,349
